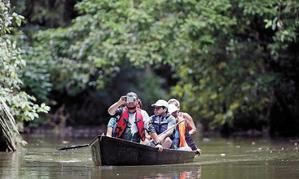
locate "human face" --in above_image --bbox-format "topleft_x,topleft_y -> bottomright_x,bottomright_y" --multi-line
171,110 -> 179,118
153,106 -> 165,116
126,98 -> 138,109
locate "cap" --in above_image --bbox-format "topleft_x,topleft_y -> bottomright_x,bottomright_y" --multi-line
168,104 -> 179,114
151,99 -> 169,109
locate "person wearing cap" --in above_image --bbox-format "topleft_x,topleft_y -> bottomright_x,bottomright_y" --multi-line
106,92 -> 150,143
168,103 -> 192,151
147,99 -> 176,151
168,98 -> 201,154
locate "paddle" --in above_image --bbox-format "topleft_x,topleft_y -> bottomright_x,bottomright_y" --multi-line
57,135 -> 99,151
58,144 -> 89,151
157,118 -> 185,137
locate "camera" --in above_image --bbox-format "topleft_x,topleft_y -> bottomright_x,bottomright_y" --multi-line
126,96 -> 135,103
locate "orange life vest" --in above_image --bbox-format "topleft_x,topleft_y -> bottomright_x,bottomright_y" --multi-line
178,118 -> 187,147
114,107 -> 145,141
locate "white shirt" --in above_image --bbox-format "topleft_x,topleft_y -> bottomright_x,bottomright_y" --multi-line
128,109 -> 150,135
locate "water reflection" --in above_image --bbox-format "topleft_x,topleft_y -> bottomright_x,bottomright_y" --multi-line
0,152 -> 19,179
91,165 -> 201,179
1,134 -> 299,179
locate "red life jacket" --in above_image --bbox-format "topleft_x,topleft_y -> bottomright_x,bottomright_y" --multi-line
114,107 -> 145,141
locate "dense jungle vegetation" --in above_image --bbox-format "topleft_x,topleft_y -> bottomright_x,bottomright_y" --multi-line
1,0 -> 299,137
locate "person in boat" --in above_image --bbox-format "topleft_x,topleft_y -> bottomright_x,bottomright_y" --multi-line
168,103 -> 192,151
106,98 -> 145,138
168,98 -> 201,154
106,92 -> 150,143
147,99 -> 176,150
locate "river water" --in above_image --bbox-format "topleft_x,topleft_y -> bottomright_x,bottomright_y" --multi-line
1,133 -> 299,179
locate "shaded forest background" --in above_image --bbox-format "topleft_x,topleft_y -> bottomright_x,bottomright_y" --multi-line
1,0 -> 299,137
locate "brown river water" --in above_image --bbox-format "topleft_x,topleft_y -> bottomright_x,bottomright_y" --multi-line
1,133 -> 299,179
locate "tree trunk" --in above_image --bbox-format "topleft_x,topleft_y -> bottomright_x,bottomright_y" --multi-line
0,98 -> 22,152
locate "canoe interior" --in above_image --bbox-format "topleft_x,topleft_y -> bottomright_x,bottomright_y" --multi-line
91,136 -> 196,166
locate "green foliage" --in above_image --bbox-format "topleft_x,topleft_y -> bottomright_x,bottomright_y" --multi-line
171,0 -> 299,130
65,65 -> 168,125
22,0 -> 299,134
19,36 -> 53,102
11,0 -> 78,27
0,1 -> 49,122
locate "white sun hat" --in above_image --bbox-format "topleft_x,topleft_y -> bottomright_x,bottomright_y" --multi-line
168,104 -> 179,114
151,99 -> 169,109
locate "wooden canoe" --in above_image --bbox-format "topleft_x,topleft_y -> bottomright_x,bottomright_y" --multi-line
90,135 -> 196,166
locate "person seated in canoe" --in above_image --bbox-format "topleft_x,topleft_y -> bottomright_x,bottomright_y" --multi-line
168,98 -> 201,154
168,103 -> 192,151
147,99 -> 176,151
106,97 -> 146,138
106,92 -> 150,143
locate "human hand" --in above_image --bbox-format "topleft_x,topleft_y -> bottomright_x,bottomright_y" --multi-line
195,148 -> 201,155
155,144 -> 163,152
118,96 -> 126,105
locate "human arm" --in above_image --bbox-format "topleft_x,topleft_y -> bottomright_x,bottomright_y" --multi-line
160,116 -> 176,140
147,117 -> 163,151
146,116 -> 166,143
107,96 -> 126,115
106,128 -> 113,137
182,112 -> 197,135
149,132 -> 163,152
147,117 -> 160,143
106,117 -> 117,137
141,110 -> 151,139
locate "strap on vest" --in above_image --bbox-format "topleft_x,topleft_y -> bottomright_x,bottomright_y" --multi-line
115,107 -> 145,141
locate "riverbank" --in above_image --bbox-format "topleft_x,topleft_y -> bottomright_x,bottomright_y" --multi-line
22,126 -> 106,139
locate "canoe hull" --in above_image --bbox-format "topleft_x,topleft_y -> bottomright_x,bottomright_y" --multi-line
91,136 -> 196,166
